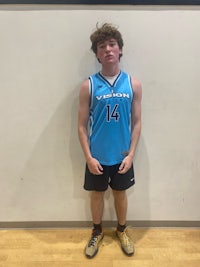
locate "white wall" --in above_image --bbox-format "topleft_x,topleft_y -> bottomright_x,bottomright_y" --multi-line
0,5 -> 200,224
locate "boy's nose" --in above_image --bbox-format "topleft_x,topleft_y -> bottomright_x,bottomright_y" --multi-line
105,45 -> 111,51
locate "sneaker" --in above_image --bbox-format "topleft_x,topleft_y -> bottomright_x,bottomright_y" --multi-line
116,227 -> 134,256
85,230 -> 104,258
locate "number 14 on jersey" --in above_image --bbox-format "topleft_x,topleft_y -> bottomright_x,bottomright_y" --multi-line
106,104 -> 120,122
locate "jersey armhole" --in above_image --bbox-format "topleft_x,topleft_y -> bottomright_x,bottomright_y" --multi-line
89,76 -> 93,108
128,75 -> 134,100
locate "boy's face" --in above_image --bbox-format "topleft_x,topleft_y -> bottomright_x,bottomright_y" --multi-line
96,38 -> 122,65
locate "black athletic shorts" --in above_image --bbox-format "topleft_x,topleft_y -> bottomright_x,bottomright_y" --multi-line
84,163 -> 135,192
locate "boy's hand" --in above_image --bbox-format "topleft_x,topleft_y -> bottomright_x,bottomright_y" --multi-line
87,157 -> 103,175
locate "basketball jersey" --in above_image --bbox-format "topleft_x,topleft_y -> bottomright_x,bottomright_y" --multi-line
89,71 -> 133,165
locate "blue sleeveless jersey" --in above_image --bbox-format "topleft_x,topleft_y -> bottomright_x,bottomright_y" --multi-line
89,71 -> 133,165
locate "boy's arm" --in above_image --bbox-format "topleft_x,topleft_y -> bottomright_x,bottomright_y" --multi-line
118,77 -> 142,174
78,80 -> 103,175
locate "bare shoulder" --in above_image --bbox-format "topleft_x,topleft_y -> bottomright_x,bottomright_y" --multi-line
130,76 -> 142,99
79,79 -> 90,101
80,79 -> 90,94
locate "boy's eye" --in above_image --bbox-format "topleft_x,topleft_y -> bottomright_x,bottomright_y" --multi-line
99,44 -> 105,49
98,42 -> 116,49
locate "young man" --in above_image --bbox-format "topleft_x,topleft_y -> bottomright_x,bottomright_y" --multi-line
78,23 -> 142,258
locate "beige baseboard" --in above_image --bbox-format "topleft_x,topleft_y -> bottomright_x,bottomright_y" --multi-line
0,220 -> 199,229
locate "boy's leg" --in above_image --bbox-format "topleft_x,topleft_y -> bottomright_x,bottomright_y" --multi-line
91,191 -> 105,224
113,189 -> 134,256
112,189 -> 127,226
85,191 -> 105,259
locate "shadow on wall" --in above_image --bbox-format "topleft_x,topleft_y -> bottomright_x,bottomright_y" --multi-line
133,135 -> 151,222
13,86 -> 85,221
68,88 -> 86,199
14,51 -> 100,222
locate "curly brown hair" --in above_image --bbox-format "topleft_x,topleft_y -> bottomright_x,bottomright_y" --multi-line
90,23 -> 124,57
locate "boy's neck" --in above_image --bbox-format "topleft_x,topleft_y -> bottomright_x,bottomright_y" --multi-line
101,64 -> 120,77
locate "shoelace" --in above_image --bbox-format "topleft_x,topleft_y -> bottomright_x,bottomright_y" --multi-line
121,231 -> 132,247
88,235 -> 98,247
